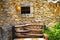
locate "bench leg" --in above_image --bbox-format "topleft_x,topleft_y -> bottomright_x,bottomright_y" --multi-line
44,34 -> 48,40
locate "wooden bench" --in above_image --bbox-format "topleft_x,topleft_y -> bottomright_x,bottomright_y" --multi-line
12,23 -> 48,40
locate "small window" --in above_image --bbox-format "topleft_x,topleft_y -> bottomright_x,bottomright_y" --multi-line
20,2 -> 33,17
21,7 -> 30,14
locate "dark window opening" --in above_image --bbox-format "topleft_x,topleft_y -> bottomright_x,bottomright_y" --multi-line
21,7 -> 30,14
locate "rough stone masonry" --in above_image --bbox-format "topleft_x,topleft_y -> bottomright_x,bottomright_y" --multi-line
0,0 -> 60,40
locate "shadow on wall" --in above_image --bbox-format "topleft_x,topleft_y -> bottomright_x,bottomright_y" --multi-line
0,26 -> 12,40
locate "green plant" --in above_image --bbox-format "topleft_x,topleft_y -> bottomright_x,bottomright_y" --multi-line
44,22 -> 60,40
54,22 -> 60,29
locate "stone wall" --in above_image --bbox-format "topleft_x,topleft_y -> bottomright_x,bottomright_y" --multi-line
0,0 -> 60,40
0,0 -> 60,28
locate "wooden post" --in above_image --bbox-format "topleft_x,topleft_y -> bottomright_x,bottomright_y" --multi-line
44,34 -> 48,40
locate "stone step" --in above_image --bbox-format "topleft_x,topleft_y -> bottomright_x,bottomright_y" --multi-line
14,38 -> 45,40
